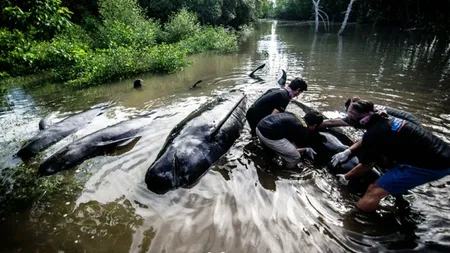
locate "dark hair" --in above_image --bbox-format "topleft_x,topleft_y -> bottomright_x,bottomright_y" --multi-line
345,97 -> 374,113
288,78 -> 307,91
304,110 -> 323,126
344,97 -> 359,110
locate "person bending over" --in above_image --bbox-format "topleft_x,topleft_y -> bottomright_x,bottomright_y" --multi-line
246,78 -> 308,135
255,110 -> 323,169
320,97 -> 421,167
334,99 -> 450,212
320,97 -> 421,129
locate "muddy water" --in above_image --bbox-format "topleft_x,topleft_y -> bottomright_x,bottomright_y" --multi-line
1,20 -> 450,253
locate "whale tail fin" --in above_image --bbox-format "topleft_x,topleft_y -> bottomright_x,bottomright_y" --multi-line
277,69 -> 287,86
248,63 -> 266,77
189,80 -> 202,89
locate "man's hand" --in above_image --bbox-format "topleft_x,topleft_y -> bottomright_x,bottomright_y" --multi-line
331,149 -> 352,167
305,147 -> 317,159
336,174 -> 349,186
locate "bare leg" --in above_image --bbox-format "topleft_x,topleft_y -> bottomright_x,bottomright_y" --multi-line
356,183 -> 390,212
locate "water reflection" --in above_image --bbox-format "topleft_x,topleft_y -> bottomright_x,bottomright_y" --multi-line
0,20 -> 450,253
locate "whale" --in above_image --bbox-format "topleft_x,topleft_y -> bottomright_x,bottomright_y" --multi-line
17,102 -> 110,159
145,90 -> 247,194
310,131 -> 360,174
289,100 -> 382,185
38,112 -> 156,176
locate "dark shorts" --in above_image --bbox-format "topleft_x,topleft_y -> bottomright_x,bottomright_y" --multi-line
376,164 -> 450,195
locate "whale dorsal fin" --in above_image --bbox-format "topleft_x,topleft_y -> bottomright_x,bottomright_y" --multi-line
209,94 -> 246,139
153,98 -> 220,160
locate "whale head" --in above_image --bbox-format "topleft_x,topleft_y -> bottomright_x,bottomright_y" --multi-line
39,155 -> 67,176
145,149 -> 182,194
145,141 -> 209,194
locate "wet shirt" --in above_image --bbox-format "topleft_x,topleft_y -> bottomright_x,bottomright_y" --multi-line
256,112 -> 309,147
359,117 -> 450,170
246,89 -> 290,122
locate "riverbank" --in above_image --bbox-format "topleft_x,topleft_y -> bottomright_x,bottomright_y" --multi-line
0,0 -> 251,88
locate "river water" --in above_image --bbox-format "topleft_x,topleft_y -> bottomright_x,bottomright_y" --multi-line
1,20 -> 450,253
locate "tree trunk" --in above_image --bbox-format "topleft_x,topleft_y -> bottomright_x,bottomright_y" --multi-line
312,0 -> 320,33
338,0 -> 356,36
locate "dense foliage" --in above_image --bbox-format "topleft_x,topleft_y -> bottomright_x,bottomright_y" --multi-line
1,0 -> 448,85
269,0 -> 450,37
0,0 -> 242,86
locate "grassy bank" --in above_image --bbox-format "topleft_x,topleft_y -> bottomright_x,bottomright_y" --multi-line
0,0 -> 242,87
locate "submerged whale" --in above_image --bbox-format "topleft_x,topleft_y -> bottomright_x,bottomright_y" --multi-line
17,102 -> 110,159
311,131 -> 360,174
39,112 -> 156,176
145,90 -> 247,194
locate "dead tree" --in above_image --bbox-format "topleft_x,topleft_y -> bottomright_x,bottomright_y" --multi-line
338,0 -> 357,35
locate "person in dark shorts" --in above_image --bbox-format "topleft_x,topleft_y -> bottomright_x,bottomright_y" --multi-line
246,78 -> 308,135
334,99 -> 450,212
256,110 -> 324,169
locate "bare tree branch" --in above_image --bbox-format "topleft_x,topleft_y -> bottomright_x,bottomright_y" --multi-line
338,0 -> 357,36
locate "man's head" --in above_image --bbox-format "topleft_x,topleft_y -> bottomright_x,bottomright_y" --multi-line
345,97 -> 375,127
303,110 -> 324,131
288,78 -> 308,97
344,97 -> 360,111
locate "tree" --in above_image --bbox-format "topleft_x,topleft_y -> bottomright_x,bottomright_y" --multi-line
312,0 -> 329,33
338,0 -> 356,35
2,0 -> 73,40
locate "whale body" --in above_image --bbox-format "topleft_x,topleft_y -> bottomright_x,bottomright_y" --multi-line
145,90 -> 247,194
39,112 -> 155,176
17,103 -> 110,159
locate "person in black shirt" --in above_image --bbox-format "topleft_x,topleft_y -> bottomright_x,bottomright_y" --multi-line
256,110 -> 324,169
320,97 -> 421,167
246,78 -> 308,135
335,99 -> 450,212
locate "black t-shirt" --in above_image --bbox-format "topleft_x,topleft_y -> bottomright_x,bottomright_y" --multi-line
359,117 -> 450,170
247,88 -> 290,120
256,112 -> 309,147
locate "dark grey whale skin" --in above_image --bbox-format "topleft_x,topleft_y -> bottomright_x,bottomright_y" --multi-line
145,91 -> 247,194
17,103 -> 110,160
39,112 -> 155,176
290,100 -> 381,190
